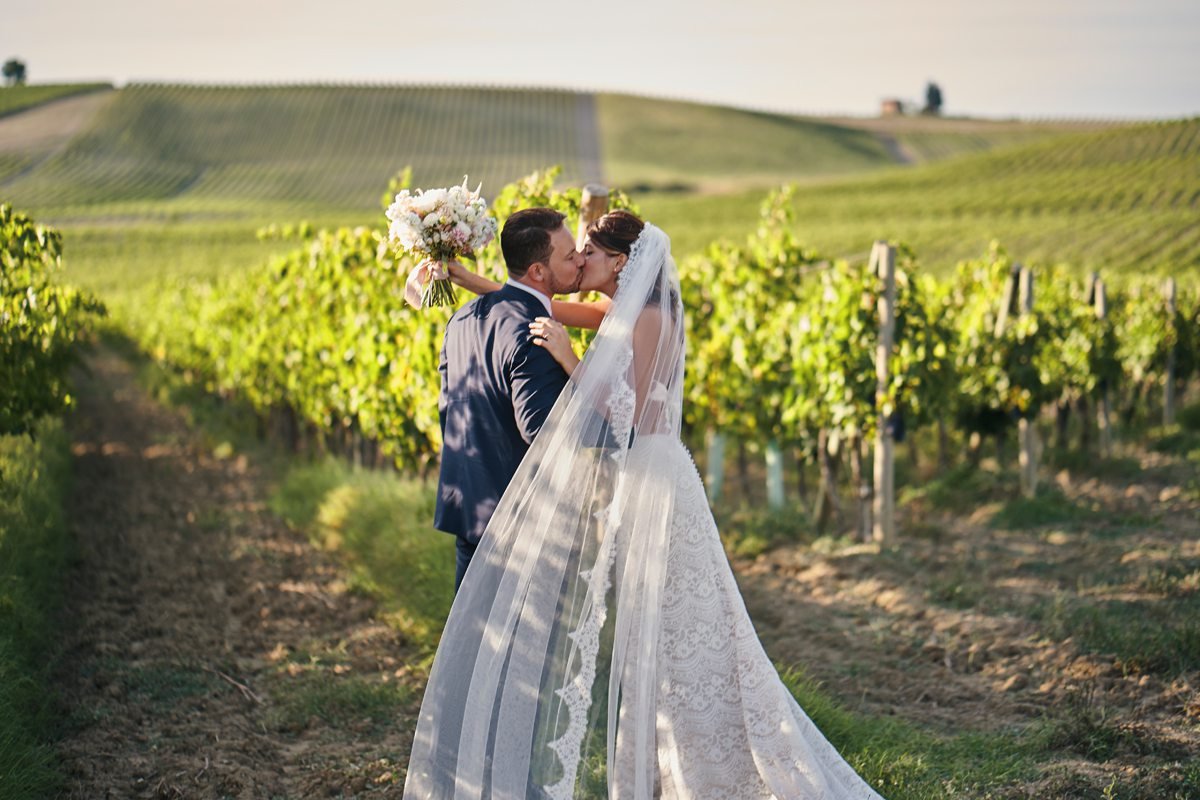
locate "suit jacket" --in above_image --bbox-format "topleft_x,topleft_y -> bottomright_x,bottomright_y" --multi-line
434,283 -> 568,544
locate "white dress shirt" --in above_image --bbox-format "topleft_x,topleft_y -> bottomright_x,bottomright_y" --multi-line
505,279 -> 553,317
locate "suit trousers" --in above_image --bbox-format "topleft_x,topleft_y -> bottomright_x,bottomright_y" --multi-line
454,536 -> 477,594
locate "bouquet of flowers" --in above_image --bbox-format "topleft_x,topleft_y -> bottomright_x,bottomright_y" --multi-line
385,177 -> 498,308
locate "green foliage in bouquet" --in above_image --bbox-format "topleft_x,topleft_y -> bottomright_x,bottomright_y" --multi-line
0,204 -> 105,435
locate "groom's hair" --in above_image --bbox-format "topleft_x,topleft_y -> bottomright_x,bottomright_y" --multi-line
501,208 -> 566,277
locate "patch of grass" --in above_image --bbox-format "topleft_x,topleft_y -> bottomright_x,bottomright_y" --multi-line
1135,560 -> 1200,598
0,418 -> 73,799
270,459 -> 454,649
714,503 -> 815,558
1044,448 -> 1144,481
1177,400 -> 1200,432
989,487 -> 1100,530
1149,425 -> 1200,459
779,667 -> 1040,799
267,673 -> 411,732
1031,592 -> 1200,675
1036,683 -> 1153,761
122,663 -> 218,705
1103,762 -> 1200,800
899,463 -> 1008,513
926,565 -> 989,610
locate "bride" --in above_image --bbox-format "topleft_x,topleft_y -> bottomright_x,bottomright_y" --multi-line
403,211 -> 886,799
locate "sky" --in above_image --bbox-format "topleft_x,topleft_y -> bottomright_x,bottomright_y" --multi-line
4,0 -> 1198,119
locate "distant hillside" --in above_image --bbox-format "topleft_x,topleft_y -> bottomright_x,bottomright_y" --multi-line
821,114 -> 1125,164
646,116 -> 1200,273
2,83 -> 1189,290
596,94 -> 897,189
0,83 -> 934,213
0,82 -> 112,119
0,84 -> 594,211
0,83 -> 1119,215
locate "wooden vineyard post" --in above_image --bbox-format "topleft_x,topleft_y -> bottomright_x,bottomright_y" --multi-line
1018,264 -> 1040,498
575,184 -> 610,249
705,430 -> 726,502
765,440 -> 785,510
994,264 -> 1019,338
1164,277 -> 1177,426
872,241 -> 897,547
1093,273 -> 1112,456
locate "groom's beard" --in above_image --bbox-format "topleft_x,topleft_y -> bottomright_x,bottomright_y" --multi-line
548,269 -> 584,296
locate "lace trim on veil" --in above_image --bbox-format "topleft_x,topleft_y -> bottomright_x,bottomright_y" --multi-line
543,227 -> 653,796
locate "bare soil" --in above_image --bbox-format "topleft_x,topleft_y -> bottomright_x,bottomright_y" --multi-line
0,90 -> 114,156
737,451 -> 1200,792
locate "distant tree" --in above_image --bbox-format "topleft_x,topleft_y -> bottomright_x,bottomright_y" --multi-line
2,59 -> 26,86
924,82 -> 943,115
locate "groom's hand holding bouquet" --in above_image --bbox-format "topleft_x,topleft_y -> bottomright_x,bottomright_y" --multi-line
385,177 -> 498,309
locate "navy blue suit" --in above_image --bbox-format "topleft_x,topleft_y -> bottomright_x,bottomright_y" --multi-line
435,283 -> 567,586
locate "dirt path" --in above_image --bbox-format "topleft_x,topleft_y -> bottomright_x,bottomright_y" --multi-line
55,347 -> 420,798
0,90 -> 114,160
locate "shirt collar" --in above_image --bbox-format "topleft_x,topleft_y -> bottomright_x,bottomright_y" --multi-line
505,279 -> 553,316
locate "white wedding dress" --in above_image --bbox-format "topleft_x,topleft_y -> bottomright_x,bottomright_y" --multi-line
404,224 -> 885,799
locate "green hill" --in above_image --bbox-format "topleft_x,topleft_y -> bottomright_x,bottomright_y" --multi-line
645,116 -> 1200,272
596,94 -> 897,189
0,84 -> 957,214
0,83 -> 112,119
0,84 -> 594,212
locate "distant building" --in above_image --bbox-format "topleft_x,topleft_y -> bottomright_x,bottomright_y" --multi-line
880,98 -> 904,117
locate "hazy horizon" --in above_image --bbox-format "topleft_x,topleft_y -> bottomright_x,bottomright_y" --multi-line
4,0 -> 1198,119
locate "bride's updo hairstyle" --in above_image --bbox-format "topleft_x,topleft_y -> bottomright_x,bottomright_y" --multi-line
586,210 -> 645,257
589,209 -> 677,313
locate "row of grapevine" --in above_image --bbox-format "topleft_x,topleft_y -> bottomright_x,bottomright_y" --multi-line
686,200 -> 1196,502
0,204 -> 105,436
119,173 -> 1197,518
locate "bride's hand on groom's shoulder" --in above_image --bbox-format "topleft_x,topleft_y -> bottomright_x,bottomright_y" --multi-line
529,317 -> 580,376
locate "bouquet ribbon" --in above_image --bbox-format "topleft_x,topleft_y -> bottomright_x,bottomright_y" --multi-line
404,260 -> 450,310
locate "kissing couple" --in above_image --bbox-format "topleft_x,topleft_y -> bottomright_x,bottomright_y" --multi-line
404,208 -> 886,799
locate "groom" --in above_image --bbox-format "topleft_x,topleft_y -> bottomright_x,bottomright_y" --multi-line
435,208 -> 585,591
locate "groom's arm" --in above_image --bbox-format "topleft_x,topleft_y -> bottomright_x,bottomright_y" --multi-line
510,340 -> 569,444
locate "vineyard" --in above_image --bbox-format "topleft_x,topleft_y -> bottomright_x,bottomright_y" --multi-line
121,174 -> 1199,507
1,84 -> 1086,212
646,116 -> 1200,270
2,84 -> 1199,798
